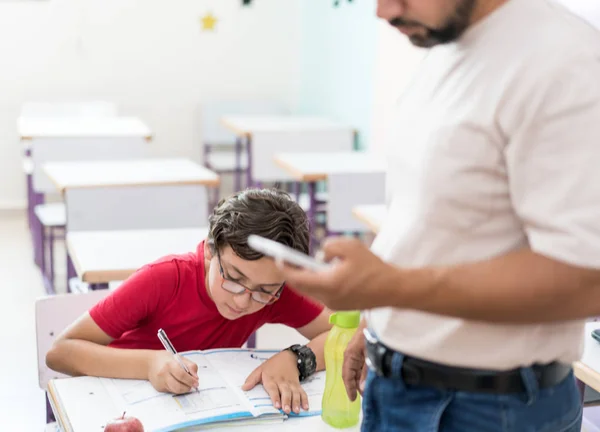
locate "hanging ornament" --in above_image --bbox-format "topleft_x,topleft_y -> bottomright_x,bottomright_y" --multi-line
333,0 -> 353,6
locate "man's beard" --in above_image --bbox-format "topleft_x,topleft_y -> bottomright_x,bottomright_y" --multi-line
389,0 -> 477,48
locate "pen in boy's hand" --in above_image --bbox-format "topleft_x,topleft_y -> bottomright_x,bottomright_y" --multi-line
157,328 -> 199,391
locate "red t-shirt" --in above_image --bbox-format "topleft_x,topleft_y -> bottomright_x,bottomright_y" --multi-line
89,241 -> 324,351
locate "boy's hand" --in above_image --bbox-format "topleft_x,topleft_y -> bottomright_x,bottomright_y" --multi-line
242,351 -> 308,415
147,351 -> 199,394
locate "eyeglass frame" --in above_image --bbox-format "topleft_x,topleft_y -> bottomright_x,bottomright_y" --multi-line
216,251 -> 284,305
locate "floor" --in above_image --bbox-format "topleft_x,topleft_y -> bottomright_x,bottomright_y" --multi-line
0,212 -> 307,431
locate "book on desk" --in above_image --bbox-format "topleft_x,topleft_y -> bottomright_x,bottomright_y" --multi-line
48,349 -> 325,432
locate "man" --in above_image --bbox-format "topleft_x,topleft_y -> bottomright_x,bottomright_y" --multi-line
280,0 -> 600,431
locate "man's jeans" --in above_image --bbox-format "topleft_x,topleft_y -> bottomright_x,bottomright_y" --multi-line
361,353 -> 582,432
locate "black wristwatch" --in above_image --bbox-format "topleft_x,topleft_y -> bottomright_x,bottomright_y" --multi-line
285,344 -> 317,381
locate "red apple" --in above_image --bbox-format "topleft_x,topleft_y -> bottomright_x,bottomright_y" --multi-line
104,412 -> 144,432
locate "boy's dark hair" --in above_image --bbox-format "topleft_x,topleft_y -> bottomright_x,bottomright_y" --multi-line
207,188 -> 310,260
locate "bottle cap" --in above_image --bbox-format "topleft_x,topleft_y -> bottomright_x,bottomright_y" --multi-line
329,311 -> 360,329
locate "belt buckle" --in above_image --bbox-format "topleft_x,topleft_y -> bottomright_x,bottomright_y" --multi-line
364,328 -> 386,377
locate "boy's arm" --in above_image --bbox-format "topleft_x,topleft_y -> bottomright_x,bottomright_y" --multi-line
46,312 -> 155,378
296,308 -> 333,371
242,309 -> 333,414
46,312 -> 199,394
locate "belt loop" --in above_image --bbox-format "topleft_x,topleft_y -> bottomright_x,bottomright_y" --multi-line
519,367 -> 540,405
390,352 -> 407,390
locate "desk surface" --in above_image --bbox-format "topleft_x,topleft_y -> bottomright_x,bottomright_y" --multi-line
352,204 -> 386,234
574,322 -> 600,392
18,116 -> 152,140
221,115 -> 352,136
43,158 -> 220,192
67,227 -> 208,283
274,151 -> 386,182
48,366 -> 360,432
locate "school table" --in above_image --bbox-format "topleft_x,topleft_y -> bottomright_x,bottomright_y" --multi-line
273,151 -> 386,243
19,116 -> 152,268
47,353 -> 361,432
575,322 -> 600,393
66,227 -> 209,289
220,115 -> 355,189
43,158 -> 218,288
352,204 -> 387,234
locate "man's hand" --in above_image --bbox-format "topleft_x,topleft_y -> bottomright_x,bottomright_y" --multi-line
278,237 -> 402,311
147,351 -> 199,394
242,351 -> 308,415
343,322 -> 368,401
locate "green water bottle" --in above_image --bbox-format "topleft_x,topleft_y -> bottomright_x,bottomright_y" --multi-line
322,311 -> 361,428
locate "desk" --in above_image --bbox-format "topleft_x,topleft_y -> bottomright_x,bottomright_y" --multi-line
352,204 -> 387,234
575,322 -> 600,392
47,361 -> 360,432
44,158 -> 217,287
220,115 -> 355,188
274,152 -> 385,240
43,158 -> 218,233
18,116 -> 152,141
44,158 -> 219,192
66,227 -> 208,286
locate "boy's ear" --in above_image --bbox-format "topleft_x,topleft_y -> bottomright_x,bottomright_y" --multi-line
204,241 -> 214,260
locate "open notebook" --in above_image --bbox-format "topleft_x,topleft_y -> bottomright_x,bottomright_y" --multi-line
48,349 -> 325,432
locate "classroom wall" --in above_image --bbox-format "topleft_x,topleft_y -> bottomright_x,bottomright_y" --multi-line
297,0 -> 378,150
0,0 -> 303,209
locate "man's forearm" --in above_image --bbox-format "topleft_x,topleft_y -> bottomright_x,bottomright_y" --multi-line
378,248 -> 600,323
47,339 -> 155,379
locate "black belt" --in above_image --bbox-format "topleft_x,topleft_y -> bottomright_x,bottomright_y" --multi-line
364,330 -> 572,394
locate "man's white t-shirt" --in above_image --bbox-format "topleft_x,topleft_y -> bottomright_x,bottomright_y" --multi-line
368,0 -> 600,370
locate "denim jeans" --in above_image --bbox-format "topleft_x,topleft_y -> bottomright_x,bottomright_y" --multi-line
361,353 -> 582,432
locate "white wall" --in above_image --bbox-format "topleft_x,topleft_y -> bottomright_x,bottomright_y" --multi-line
370,21 -> 426,154
0,0 -> 302,209
298,0 -> 378,150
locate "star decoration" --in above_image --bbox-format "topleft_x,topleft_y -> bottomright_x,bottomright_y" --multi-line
200,12 -> 218,31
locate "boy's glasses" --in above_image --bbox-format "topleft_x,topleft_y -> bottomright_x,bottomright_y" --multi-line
217,254 -> 284,305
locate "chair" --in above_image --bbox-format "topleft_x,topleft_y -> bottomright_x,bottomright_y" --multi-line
199,100 -> 288,201
35,290 -> 111,423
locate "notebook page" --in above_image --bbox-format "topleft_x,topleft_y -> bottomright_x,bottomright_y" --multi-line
100,354 -> 262,431
199,349 -> 326,417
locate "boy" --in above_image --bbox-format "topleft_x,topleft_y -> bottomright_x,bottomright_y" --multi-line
46,188 -> 331,415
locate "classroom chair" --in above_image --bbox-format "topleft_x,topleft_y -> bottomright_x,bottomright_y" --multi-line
35,290 -> 111,424
325,171 -> 386,236
199,100 -> 288,201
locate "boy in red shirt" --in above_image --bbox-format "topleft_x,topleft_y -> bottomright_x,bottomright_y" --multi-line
47,189 -> 331,415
